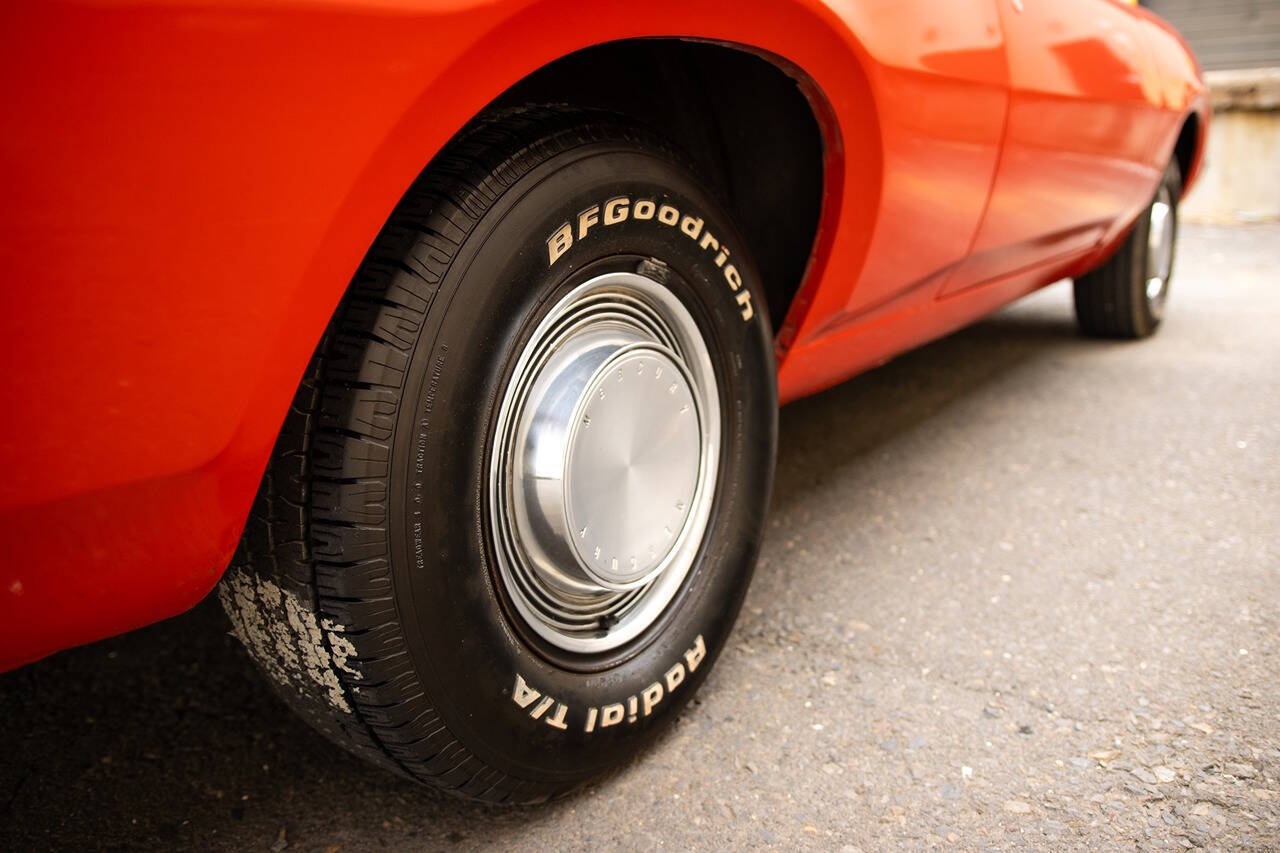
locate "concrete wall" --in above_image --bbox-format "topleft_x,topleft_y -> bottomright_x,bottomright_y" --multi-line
1182,68 -> 1280,224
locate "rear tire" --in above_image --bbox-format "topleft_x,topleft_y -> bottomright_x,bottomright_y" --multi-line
218,107 -> 777,803
1074,159 -> 1181,339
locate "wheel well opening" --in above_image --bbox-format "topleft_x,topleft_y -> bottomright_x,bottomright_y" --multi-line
1173,112 -> 1200,189
490,40 -> 826,333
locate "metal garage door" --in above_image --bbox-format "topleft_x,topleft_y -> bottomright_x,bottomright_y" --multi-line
1142,0 -> 1280,71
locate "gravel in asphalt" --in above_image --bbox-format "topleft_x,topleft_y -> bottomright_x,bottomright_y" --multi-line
2,224 -> 1277,850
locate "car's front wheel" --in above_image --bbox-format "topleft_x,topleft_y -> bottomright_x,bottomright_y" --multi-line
218,108 -> 777,803
1074,158 -> 1182,339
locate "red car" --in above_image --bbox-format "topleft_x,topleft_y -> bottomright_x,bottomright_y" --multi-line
0,0 -> 1206,801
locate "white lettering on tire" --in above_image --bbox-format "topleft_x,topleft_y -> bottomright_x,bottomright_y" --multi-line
545,198 -> 754,321
510,634 -> 707,734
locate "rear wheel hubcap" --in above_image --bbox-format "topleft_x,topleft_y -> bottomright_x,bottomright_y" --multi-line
489,269 -> 720,654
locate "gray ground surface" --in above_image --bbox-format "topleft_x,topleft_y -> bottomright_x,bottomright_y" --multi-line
2,224 -> 1277,851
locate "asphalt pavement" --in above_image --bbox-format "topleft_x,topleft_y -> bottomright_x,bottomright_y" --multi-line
3,224 -> 1277,850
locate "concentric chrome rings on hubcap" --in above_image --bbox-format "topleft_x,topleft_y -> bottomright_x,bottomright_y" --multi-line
488,269 -> 720,654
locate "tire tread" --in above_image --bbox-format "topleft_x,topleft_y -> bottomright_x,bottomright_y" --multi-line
220,106 -> 681,803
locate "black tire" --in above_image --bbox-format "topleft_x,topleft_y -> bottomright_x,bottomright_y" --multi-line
218,107 -> 777,803
1074,159 -> 1182,339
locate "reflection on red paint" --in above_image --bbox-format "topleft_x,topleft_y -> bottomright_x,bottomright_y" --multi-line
0,0 -> 1208,669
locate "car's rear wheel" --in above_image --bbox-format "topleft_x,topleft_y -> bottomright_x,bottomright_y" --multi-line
218,107 -> 777,803
1074,158 -> 1182,339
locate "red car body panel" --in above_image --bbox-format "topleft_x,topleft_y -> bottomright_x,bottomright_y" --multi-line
0,0 -> 1207,670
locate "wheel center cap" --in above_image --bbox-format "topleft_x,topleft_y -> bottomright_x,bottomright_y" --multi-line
492,271 -> 721,652
565,347 -> 701,588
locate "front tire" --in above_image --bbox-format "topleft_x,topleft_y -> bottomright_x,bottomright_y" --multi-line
218,108 -> 777,803
1073,158 -> 1182,339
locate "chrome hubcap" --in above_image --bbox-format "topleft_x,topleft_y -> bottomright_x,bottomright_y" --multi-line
566,345 -> 701,588
1146,185 -> 1175,317
489,270 -> 720,653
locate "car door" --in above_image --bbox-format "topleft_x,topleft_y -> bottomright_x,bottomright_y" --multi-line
940,0 -> 1168,295
801,0 -> 1009,327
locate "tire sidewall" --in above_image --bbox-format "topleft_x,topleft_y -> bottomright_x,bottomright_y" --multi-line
389,142 -> 776,782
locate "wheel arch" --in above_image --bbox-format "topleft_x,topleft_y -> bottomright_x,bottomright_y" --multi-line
263,2 -> 884,519
1172,109 -> 1206,199
488,40 -> 828,335
294,3 -> 883,381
